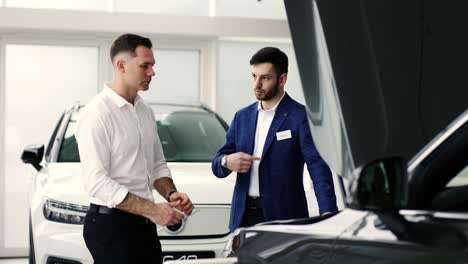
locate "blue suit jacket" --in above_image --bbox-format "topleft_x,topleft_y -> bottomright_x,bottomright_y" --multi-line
212,93 -> 338,231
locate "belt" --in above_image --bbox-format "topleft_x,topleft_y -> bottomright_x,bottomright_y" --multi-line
88,204 -> 152,224
88,204 -> 151,224
246,196 -> 263,209
88,203 -> 123,214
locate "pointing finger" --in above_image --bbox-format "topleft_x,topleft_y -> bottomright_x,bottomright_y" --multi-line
240,153 -> 254,160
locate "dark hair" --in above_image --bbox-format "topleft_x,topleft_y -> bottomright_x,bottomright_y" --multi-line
249,47 -> 288,77
110,33 -> 152,62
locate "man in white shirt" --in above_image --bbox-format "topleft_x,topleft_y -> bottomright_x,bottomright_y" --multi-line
76,33 -> 193,264
212,47 -> 337,232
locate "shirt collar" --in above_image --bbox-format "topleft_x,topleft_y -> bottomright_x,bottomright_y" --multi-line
103,83 -> 143,108
257,91 -> 286,113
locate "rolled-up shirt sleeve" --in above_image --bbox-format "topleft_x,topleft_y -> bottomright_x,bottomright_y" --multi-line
149,115 -> 172,188
76,112 -> 128,208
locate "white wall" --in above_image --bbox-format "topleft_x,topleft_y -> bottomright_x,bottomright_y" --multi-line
141,48 -> 201,105
3,0 -> 287,19
5,0 -> 108,11
216,0 -> 286,19
114,0 -> 210,16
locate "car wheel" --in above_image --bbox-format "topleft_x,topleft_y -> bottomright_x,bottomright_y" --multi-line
29,215 -> 36,264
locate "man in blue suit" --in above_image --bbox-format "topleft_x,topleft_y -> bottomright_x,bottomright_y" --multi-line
212,47 -> 338,232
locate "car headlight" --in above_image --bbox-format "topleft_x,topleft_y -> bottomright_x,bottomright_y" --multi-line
43,198 -> 88,225
222,228 -> 243,258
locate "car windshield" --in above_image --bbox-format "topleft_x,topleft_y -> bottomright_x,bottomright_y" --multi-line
57,106 -> 227,163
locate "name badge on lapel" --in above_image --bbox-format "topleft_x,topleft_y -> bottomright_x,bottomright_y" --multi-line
276,130 -> 292,141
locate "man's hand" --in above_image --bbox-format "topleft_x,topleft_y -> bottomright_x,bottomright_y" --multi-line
116,192 -> 184,226
225,152 -> 260,173
168,191 -> 194,215
145,201 -> 185,226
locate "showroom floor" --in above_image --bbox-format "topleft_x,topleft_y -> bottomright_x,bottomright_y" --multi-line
0,259 -> 26,264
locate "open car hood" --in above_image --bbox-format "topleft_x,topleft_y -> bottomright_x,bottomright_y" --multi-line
284,0 -> 467,175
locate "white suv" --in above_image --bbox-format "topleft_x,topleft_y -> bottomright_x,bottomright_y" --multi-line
22,102 -> 236,264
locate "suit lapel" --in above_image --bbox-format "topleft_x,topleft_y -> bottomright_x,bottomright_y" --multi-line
246,104 -> 259,155
261,93 -> 291,158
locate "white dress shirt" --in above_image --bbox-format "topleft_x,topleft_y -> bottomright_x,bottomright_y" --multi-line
75,84 -> 171,208
248,92 -> 285,197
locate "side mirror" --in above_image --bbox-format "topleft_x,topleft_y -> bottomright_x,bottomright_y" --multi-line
348,157 -> 407,211
21,144 -> 44,171
349,157 -> 465,248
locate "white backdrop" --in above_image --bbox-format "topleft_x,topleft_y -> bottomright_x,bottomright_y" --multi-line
3,0 -> 287,19
140,49 -> 200,105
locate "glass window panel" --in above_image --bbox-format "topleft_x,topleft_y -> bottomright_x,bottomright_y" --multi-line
57,106 -> 227,163
114,0 -> 209,16
139,48 -> 200,105
57,115 -> 80,163
3,44 -> 99,248
6,0 -> 108,11
447,165 -> 468,187
216,0 -> 286,20
156,111 -> 226,162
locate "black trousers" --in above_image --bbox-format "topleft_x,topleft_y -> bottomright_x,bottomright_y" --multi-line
83,206 -> 162,264
240,197 -> 265,227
